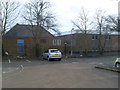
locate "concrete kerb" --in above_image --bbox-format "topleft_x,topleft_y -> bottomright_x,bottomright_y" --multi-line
95,65 -> 120,73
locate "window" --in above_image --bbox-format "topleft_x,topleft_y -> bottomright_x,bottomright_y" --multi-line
92,35 -> 98,40
53,39 -> 61,46
92,35 -> 95,40
17,40 -> 24,53
95,35 -> 98,39
57,40 -> 61,46
53,40 -> 56,46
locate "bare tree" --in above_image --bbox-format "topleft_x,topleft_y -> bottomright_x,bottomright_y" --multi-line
23,0 -> 58,57
2,1 -> 20,36
72,8 -> 90,34
0,2 -> 2,57
72,7 -> 92,56
94,9 -> 107,54
106,15 -> 119,32
2,1 -> 20,56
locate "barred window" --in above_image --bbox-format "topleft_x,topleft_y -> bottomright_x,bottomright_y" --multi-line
92,35 -> 98,40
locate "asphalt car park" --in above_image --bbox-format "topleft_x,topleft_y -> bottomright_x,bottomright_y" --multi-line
2,55 -> 119,88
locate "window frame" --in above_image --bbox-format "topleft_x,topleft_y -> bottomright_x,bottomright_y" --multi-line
53,39 -> 61,46
17,39 -> 25,53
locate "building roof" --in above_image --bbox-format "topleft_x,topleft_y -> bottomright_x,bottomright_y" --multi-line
55,29 -> 120,36
3,24 -> 55,38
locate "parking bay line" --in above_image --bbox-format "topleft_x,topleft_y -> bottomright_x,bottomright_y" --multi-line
8,59 -> 11,63
26,60 -> 31,62
16,65 -> 24,72
72,62 -> 79,64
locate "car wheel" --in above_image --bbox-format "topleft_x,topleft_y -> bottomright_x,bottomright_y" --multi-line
58,58 -> 61,61
47,56 -> 49,61
42,57 -> 44,60
42,55 -> 44,60
115,63 -> 120,68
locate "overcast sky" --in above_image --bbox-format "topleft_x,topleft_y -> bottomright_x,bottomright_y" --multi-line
19,0 -> 118,32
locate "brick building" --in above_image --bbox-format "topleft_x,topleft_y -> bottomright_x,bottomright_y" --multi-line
3,24 -> 64,57
3,24 -> 119,57
59,30 -> 119,56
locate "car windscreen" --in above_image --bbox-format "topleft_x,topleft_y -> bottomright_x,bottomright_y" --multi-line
50,50 -> 60,53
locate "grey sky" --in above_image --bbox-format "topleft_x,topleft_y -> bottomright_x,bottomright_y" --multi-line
19,0 -> 118,32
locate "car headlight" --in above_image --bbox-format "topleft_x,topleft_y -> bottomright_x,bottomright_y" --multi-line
49,54 -> 53,57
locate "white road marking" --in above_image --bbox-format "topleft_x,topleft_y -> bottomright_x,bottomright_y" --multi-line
16,67 -> 19,70
90,62 -> 106,66
16,65 -> 24,72
72,62 -> 79,64
26,60 -> 31,62
99,63 -> 106,66
2,72 -> 6,74
8,59 -> 11,63
20,65 -> 24,72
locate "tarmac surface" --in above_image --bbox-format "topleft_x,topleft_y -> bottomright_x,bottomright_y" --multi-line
2,55 -> 119,88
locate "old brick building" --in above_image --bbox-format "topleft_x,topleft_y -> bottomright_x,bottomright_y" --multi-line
3,24 -> 64,57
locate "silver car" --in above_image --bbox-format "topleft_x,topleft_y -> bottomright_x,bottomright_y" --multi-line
42,49 -> 62,61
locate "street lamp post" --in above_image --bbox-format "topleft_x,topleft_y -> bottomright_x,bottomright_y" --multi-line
64,42 -> 67,58
71,28 -> 74,56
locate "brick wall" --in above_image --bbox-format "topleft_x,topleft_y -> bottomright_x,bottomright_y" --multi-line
3,37 -> 64,57
63,33 -> 118,54
111,35 -> 119,51
3,34 -> 119,57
